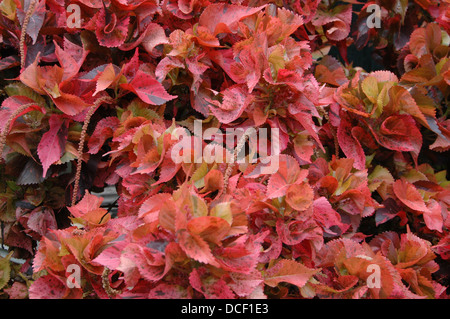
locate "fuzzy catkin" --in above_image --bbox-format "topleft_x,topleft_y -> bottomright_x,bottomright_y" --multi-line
19,0 -> 37,69
71,97 -> 111,206
222,128 -> 252,192
102,267 -> 122,298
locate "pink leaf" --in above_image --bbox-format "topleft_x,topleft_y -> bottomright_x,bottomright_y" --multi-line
54,40 -> 87,82
27,207 -> 57,237
28,275 -> 67,299
4,282 -> 28,299
17,0 -> 46,45
423,200 -> 444,232
337,111 -> 366,170
393,179 -> 430,213
51,91 -> 90,116
148,283 -> 192,298
178,230 -> 219,267
37,114 -> 68,177
266,155 -> 308,198
0,96 -> 43,132
121,70 -> 177,105
313,197 -> 347,234
369,114 -> 422,164
264,259 -> 318,289
67,191 -> 104,218
199,3 -> 266,36
214,235 -> 262,274
189,267 -> 235,298
209,85 -> 252,124
94,9 -> 130,48
88,117 -> 120,154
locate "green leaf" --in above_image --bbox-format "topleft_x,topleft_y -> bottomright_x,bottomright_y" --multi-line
361,75 -> 379,104
0,251 -> 13,290
4,82 -> 46,107
192,162 -> 209,189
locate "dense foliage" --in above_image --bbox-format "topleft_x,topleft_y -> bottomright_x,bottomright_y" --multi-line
0,0 -> 449,299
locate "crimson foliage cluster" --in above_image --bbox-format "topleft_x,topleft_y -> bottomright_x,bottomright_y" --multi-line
0,0 -> 449,299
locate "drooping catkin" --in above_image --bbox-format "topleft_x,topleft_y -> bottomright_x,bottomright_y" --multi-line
102,267 -> 122,298
71,97 -> 111,206
19,0 -> 37,69
0,103 -> 35,164
222,128 -> 252,193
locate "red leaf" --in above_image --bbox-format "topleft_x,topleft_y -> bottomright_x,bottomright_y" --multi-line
393,179 -> 430,213
68,200 -> 111,228
285,182 -> 314,211
155,56 -> 185,83
266,155 -> 308,198
27,207 -> 57,237
140,23 -> 170,56
214,235 -> 263,274
370,114 -> 422,158
430,119 -> 450,152
312,5 -> 352,41
93,9 -> 130,48
0,56 -> 20,71
92,64 -> 119,96
434,237 -> 450,260
0,96 -> 43,133
121,70 -> 177,105
292,131 -> 315,163
67,191 -> 104,218
292,0 -> 320,23
189,267 -> 235,298
264,259 -> 318,289
20,56 -> 45,95
121,243 -> 168,282
228,270 -> 264,297
37,114 -> 68,177
199,3 -> 266,36
138,193 -> 172,223
119,22 -> 168,56
54,40 -> 87,82
276,219 -> 312,245
4,224 -> 33,254
423,199 -> 444,232
92,240 -> 128,270
187,216 -> 231,246
313,197 -> 347,234
209,85 -> 252,124
178,230 -> 219,267
88,116 -> 120,154
4,282 -> 28,299
337,111 -> 366,170
396,229 -> 436,269
52,91 -> 90,116
409,23 -> 442,58
17,0 -> 45,45
28,275 -> 70,299
148,283 -> 192,298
